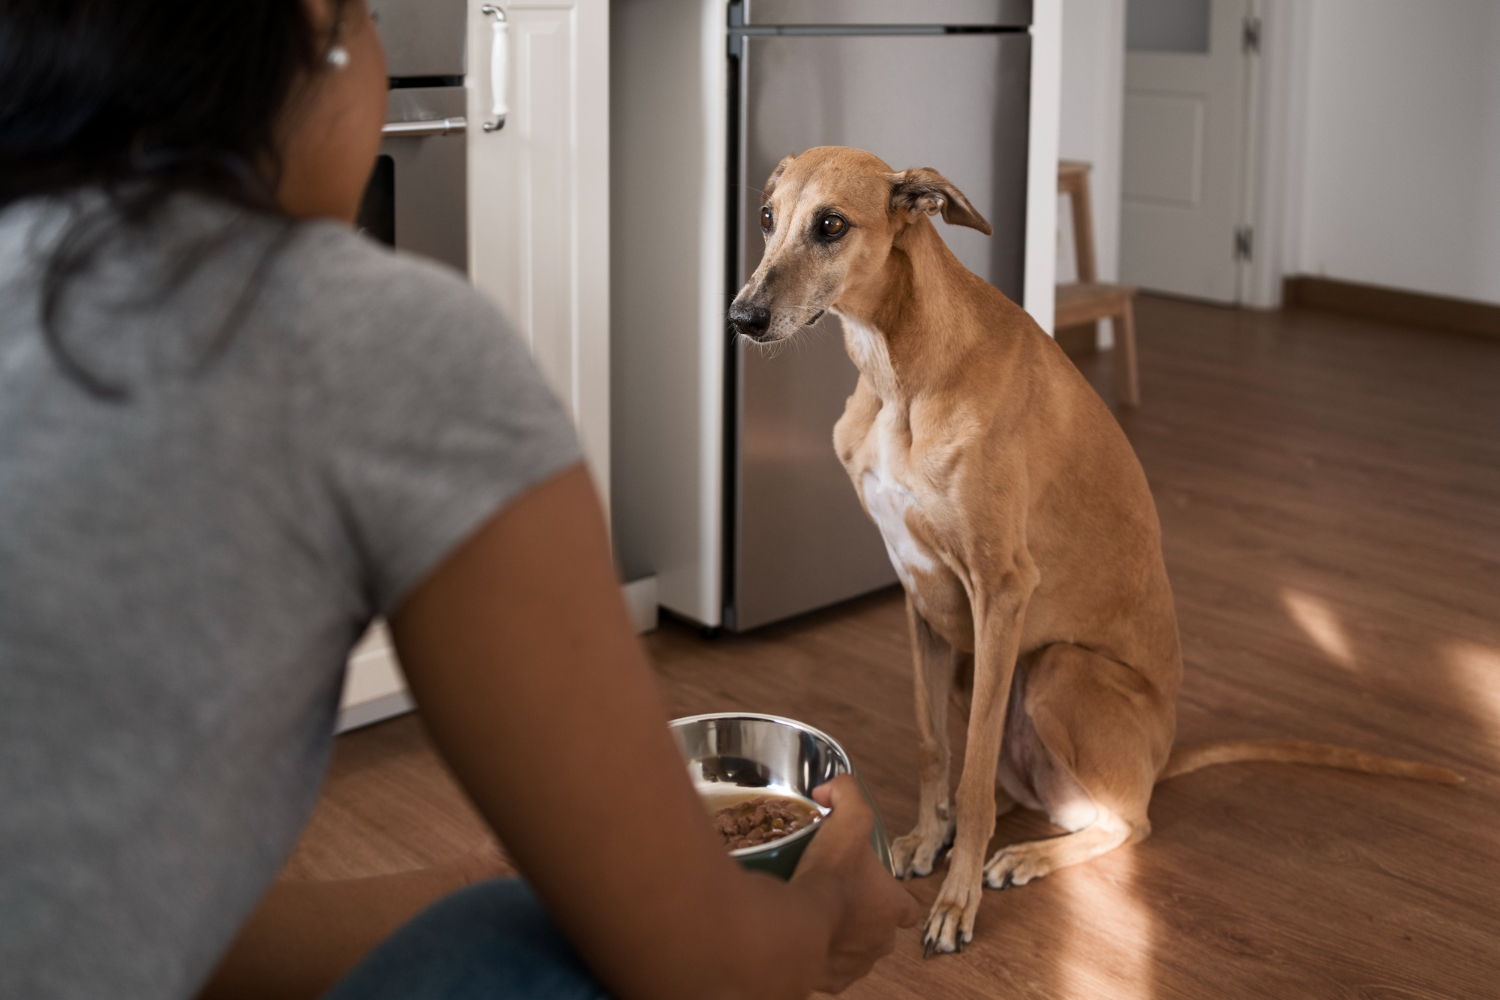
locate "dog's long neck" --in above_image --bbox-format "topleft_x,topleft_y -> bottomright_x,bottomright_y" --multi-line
832,218 -> 1000,407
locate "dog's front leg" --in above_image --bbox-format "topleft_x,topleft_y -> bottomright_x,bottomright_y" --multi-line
923,571 -> 1035,956
891,597 -> 958,878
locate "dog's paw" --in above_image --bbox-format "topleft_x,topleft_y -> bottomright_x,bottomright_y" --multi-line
921,875 -> 982,957
891,823 -> 955,879
983,842 -> 1053,889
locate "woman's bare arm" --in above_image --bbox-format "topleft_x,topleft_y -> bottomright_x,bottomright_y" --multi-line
389,463 -> 916,1000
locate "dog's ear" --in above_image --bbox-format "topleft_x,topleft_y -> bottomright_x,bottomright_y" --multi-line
888,168 -> 993,235
762,154 -> 797,202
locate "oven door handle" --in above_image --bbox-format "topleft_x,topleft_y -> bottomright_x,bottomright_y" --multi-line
381,118 -> 467,138
480,5 -> 509,132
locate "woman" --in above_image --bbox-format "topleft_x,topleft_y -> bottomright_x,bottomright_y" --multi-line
0,2 -> 920,998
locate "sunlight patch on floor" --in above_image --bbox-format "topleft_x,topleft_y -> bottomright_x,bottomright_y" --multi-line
1282,589 -> 1356,670
1052,849 -> 1156,999
1445,641 -> 1500,753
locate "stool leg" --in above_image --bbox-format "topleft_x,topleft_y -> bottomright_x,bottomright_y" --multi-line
1115,306 -> 1140,407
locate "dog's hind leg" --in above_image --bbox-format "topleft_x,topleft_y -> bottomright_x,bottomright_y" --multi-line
983,642 -> 1170,889
984,808 -> 1141,888
891,599 -> 962,878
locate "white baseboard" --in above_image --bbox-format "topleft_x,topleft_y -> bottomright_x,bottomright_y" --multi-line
336,689 -> 414,733
336,621 -> 406,733
622,575 -> 660,633
336,576 -> 660,733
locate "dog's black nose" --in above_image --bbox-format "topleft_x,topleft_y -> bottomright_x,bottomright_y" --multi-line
728,302 -> 772,338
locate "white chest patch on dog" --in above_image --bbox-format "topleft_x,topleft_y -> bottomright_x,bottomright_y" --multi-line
840,314 -> 940,592
860,411 -> 938,593
842,317 -> 899,400
844,318 -> 887,371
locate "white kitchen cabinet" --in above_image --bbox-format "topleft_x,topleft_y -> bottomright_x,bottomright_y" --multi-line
338,0 -> 617,731
467,0 -> 611,502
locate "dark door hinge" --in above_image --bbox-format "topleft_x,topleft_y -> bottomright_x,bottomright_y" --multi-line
1235,225 -> 1254,262
1243,15 -> 1262,55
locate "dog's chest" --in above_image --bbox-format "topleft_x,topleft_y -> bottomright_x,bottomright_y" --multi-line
857,412 -> 941,593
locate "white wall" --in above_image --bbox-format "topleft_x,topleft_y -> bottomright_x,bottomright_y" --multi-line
1026,0 -> 1063,335
1288,0 -> 1500,306
1056,0 -> 1127,344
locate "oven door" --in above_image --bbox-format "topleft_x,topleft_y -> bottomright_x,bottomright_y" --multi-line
356,87 -> 468,273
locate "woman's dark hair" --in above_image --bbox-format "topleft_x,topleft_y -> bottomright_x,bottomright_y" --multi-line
0,0 -> 352,396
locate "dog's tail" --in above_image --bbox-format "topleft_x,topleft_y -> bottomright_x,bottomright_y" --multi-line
1159,739 -> 1462,785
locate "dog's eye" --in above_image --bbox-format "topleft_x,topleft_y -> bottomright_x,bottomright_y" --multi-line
760,207 -> 774,231
820,213 -> 847,239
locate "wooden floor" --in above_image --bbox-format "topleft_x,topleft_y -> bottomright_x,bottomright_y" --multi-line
288,295 -> 1500,998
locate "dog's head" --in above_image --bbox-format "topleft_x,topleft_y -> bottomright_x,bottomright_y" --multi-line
727,146 -> 991,344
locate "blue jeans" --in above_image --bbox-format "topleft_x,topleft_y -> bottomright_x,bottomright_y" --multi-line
323,879 -> 610,1000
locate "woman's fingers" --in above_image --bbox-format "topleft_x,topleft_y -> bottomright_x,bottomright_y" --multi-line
798,775 -> 922,992
811,777 -> 922,927
811,776 -> 873,838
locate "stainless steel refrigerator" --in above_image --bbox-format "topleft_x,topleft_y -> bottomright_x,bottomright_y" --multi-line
723,0 -> 1034,630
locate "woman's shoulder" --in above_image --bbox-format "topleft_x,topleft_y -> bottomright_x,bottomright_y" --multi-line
267,218 -> 580,616
280,217 -> 467,294
266,217 -> 534,389
275,219 -> 501,340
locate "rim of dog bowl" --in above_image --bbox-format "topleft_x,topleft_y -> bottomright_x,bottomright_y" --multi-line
669,712 -> 849,859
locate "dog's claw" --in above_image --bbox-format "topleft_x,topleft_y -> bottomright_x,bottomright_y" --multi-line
891,824 -> 955,881
982,867 -> 1014,890
923,938 -> 938,960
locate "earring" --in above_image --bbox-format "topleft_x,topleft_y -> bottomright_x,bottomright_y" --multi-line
326,44 -> 350,69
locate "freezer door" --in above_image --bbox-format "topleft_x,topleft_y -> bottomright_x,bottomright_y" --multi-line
744,0 -> 1032,27
730,31 -> 1030,630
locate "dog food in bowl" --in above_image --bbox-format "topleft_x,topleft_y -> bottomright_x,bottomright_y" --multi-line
706,791 -> 821,850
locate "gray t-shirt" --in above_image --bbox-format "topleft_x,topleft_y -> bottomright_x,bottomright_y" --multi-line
0,195 -> 581,999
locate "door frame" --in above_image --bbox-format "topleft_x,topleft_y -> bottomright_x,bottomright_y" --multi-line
1240,0 -> 1312,309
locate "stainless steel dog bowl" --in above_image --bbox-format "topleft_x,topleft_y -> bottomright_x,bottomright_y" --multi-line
669,712 -> 894,879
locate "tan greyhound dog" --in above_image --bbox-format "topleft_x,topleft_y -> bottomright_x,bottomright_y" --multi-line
726,146 -> 1460,956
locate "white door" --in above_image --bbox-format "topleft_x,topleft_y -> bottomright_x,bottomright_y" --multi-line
467,0 -> 611,504
1119,0 -> 1252,303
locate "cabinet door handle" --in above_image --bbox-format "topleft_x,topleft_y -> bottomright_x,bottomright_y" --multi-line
480,5 -> 509,132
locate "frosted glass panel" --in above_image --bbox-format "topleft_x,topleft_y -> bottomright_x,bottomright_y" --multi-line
1126,0 -> 1211,53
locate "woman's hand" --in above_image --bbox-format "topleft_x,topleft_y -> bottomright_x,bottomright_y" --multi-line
791,777 -> 922,993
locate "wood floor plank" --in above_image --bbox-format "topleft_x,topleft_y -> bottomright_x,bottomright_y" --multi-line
286,295 -> 1500,998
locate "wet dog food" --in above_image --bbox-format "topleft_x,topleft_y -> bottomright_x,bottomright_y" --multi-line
711,795 -> 818,850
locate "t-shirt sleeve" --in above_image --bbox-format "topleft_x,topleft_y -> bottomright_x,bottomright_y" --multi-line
289,232 -> 582,615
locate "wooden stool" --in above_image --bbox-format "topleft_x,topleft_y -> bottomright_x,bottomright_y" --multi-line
1056,160 -> 1140,407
